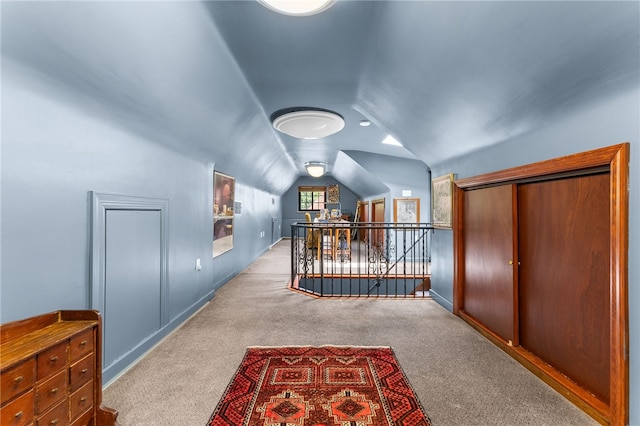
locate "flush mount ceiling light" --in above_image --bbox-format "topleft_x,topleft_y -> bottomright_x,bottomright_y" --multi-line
304,161 -> 327,177
359,119 -> 371,127
272,108 -> 344,140
258,0 -> 335,16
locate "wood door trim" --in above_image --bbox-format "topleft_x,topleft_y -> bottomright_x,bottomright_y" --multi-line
510,184 -> 520,348
609,144 -> 630,426
452,143 -> 629,426
455,144 -> 624,189
371,198 -> 385,221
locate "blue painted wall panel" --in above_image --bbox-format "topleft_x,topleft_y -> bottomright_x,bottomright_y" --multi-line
428,230 -> 453,311
1,72 -> 215,323
0,61 -> 280,375
104,210 -> 162,368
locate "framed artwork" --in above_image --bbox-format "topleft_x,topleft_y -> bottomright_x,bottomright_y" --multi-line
431,174 -> 454,228
327,184 -> 340,203
213,171 -> 235,257
394,198 -> 420,224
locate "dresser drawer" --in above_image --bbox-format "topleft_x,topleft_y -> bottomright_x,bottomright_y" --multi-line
0,388 -> 35,426
69,329 -> 93,362
37,343 -> 68,381
36,398 -> 66,426
35,370 -> 67,415
69,354 -> 94,392
1,359 -> 36,404
69,380 -> 93,422
0,311 -> 116,426
70,408 -> 93,426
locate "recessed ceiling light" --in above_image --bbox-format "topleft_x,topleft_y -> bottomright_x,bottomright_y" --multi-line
359,120 -> 371,127
382,135 -> 403,147
272,108 -> 344,139
258,0 -> 335,16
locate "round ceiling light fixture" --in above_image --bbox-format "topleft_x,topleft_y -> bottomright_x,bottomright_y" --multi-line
272,108 -> 345,140
258,0 -> 335,16
304,161 -> 327,177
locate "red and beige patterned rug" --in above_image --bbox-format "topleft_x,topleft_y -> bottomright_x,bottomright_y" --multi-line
207,346 -> 431,426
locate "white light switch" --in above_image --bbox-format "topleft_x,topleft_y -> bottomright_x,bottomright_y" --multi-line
195,258 -> 202,271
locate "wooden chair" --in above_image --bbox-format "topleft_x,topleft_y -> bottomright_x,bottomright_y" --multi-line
304,213 -> 321,257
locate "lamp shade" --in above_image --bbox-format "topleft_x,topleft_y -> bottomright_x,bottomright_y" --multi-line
305,162 -> 326,177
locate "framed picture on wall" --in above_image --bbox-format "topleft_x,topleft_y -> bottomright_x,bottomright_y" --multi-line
213,171 -> 235,257
327,184 -> 340,203
394,198 -> 420,224
431,173 -> 454,228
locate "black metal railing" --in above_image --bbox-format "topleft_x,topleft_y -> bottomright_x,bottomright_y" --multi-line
291,222 -> 433,298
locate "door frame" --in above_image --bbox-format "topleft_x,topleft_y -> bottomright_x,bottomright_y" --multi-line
453,143 -> 629,426
371,198 -> 384,222
90,192 -> 170,326
357,200 -> 369,242
371,198 -> 385,247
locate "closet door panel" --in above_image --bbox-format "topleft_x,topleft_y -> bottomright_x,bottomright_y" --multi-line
463,185 -> 515,342
518,173 -> 610,403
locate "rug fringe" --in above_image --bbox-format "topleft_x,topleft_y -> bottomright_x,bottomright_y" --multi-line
246,344 -> 392,349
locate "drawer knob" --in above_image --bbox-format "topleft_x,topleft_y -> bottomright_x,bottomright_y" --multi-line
50,387 -> 59,395
50,356 -> 59,363
13,375 -> 23,384
80,397 -> 87,403
81,368 -> 88,374
79,340 -> 88,347
50,419 -> 60,425
15,411 -> 23,419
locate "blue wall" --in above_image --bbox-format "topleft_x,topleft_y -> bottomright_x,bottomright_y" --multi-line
429,88 -> 640,425
1,59 -> 280,380
281,176 -> 359,238
354,155 -> 431,224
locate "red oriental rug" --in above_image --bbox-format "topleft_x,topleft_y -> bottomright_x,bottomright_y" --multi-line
207,346 -> 431,426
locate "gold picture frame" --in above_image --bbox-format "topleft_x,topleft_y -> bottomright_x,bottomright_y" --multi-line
394,198 -> 420,224
431,174 -> 454,228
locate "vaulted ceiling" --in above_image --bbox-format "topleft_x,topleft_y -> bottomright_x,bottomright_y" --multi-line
3,1 -> 638,197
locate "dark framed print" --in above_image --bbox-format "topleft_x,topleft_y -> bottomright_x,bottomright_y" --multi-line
213,171 -> 235,257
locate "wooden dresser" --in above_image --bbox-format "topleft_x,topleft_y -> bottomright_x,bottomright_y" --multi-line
1,310 -> 117,426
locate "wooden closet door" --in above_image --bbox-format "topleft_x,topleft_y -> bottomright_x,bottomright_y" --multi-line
518,173 -> 610,403
462,185 -> 516,343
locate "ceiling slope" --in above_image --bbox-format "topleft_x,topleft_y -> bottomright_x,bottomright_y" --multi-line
3,1 -> 638,195
2,1 -> 298,194
356,1 -> 640,166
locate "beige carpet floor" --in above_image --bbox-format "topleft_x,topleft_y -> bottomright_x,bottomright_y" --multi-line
102,239 -> 596,425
